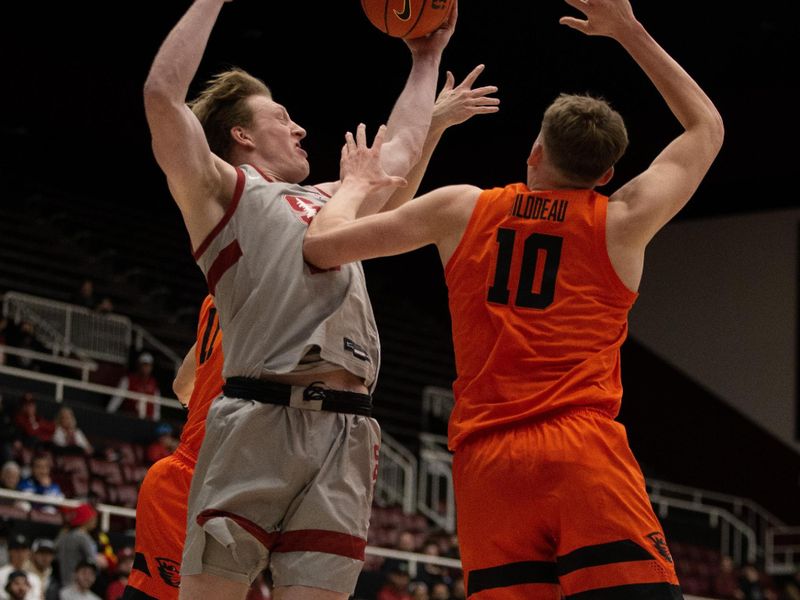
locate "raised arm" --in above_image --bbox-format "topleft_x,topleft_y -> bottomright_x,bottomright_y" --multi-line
304,124 -> 479,269
143,0 -> 238,250
382,64 -> 499,211
561,0 -> 723,249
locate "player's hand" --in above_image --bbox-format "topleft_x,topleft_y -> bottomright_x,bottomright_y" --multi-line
405,0 -> 458,57
431,64 -> 499,133
340,124 -> 408,190
559,0 -> 637,39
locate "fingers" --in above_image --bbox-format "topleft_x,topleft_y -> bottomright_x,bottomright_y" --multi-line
559,16 -> 590,32
389,176 -> 408,188
459,64 -> 485,89
472,85 -> 499,97
441,71 -> 455,94
355,122 -> 367,149
344,130 -> 356,156
371,124 -> 388,151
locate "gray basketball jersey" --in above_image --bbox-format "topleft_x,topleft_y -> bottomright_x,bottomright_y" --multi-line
194,164 -> 380,388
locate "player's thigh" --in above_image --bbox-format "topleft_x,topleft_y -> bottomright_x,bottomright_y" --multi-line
178,573 -> 249,600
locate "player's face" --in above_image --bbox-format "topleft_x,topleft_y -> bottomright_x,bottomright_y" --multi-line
246,96 -> 309,183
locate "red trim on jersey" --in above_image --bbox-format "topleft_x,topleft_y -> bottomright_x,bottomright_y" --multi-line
273,529 -> 367,560
196,509 -> 279,550
251,165 -> 275,183
192,167 -> 246,261
312,185 -> 332,198
206,239 -> 242,295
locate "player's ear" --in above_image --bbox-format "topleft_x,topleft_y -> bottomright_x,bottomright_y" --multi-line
526,141 -> 543,167
596,166 -> 615,186
230,126 -> 255,149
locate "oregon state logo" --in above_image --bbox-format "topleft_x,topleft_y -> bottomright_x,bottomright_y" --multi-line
155,557 -> 181,588
283,194 -> 323,225
394,0 -> 411,20
645,532 -> 674,563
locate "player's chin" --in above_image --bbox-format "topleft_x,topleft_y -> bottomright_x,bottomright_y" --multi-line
292,160 -> 311,184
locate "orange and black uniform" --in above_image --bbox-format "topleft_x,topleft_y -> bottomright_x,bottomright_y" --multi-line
124,295 -> 223,600
445,184 -> 680,599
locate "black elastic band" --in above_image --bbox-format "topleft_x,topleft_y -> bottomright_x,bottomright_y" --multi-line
223,377 -> 372,417
467,560 -> 558,596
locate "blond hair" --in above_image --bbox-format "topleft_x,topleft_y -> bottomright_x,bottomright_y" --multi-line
189,68 -> 271,161
541,94 -> 628,185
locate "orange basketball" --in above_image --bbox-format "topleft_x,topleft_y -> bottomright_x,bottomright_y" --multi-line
361,0 -> 454,40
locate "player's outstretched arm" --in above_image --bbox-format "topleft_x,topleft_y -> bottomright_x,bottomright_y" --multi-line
561,0 -> 723,249
382,64 -> 499,211
143,0 -> 238,250
304,123 -> 479,269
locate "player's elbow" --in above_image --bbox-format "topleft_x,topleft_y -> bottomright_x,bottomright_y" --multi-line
302,236 -> 340,271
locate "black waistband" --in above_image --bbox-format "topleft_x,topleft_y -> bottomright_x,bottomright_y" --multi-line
223,377 -> 372,417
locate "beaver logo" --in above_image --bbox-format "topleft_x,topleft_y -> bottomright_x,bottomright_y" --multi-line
155,557 -> 181,588
646,532 -> 674,564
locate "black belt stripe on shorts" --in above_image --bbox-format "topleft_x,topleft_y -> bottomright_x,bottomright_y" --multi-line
223,377 -> 372,417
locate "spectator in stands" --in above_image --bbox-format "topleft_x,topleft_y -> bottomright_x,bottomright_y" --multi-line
382,531 -> 417,578
5,322 -> 47,372
16,455 -> 63,514
52,408 -> 93,456
2,571 -> 31,600
145,423 -> 177,465
414,542 -> 449,590
72,280 -> 97,311
26,538 -> 59,600
1,462 -> 23,504
94,298 -> 114,316
0,534 -> 42,600
410,582 -> 430,600
378,563 -> 412,600
740,563 -> 767,600
714,555 -> 745,600
103,546 -> 133,600
55,504 -> 99,587
430,582 -> 450,600
449,577 -> 464,600
106,353 -> 161,421
14,394 -> 55,447
781,570 -> 800,600
58,561 -> 100,600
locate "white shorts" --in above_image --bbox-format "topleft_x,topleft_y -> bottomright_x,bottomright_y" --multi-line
182,394 -> 381,594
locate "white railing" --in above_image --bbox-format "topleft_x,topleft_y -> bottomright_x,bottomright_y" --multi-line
3,291 -> 132,364
649,492 -> 758,565
417,433 -> 456,533
421,386 -> 454,430
0,488 -> 135,534
765,526 -> 800,575
376,431 -> 418,514
0,364 -> 182,411
0,344 -> 97,381
647,478 -> 784,562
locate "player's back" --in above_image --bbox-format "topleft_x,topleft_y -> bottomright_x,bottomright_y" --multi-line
179,294 -> 224,463
445,183 -> 638,450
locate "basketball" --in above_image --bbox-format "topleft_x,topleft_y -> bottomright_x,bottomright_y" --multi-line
361,0 -> 454,40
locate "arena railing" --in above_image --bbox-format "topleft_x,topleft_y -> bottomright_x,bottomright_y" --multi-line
0,487 -> 135,533
647,478 -> 784,564
3,291 -> 132,364
765,526 -> 800,575
0,363 -> 183,412
417,432 -> 456,533
375,431 -> 418,514
0,344 -> 98,381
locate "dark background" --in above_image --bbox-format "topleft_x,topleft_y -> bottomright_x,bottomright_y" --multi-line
1,0 -> 798,345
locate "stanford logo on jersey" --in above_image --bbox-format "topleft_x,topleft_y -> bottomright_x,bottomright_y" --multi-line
284,194 -> 323,225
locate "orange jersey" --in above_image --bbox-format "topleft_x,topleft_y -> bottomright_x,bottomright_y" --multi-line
445,184 -> 638,450
178,294 -> 224,462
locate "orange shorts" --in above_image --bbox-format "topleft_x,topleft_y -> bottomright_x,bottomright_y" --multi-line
453,409 -> 681,600
124,448 -> 195,600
